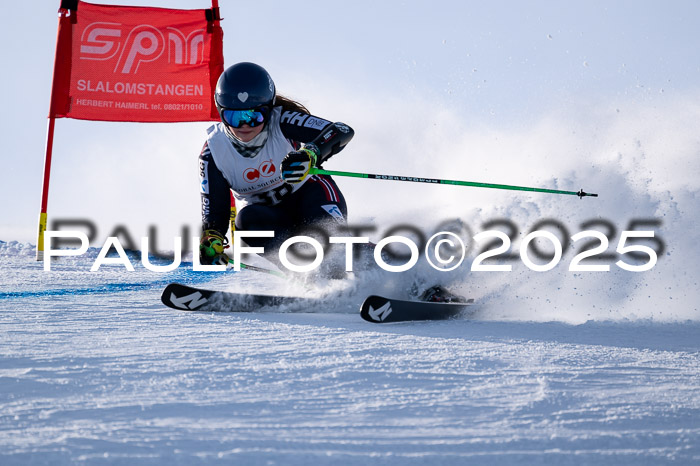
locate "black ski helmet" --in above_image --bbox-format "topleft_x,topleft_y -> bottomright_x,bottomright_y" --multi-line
215,62 -> 276,112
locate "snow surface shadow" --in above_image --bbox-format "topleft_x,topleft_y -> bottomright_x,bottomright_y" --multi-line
236,310 -> 700,354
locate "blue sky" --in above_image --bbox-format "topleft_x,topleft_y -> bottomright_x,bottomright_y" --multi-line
2,0 -> 699,245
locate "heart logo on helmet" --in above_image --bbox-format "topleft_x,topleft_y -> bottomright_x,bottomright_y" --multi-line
237,92 -> 249,103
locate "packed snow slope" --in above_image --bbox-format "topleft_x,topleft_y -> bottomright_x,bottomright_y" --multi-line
1,244 -> 699,465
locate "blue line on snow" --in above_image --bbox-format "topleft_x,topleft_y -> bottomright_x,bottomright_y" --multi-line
0,265 -> 233,300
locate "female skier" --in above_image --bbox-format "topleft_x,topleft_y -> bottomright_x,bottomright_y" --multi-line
198,62 -> 465,302
198,62 -> 354,273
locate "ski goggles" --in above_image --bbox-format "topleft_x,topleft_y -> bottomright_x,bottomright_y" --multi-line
220,107 -> 270,128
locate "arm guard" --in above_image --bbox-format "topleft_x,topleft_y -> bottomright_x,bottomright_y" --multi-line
305,122 -> 354,165
278,110 -> 354,165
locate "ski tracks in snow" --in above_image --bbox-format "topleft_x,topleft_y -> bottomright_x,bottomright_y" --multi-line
1,287 -> 699,465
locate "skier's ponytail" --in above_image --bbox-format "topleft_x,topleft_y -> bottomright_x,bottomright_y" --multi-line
275,95 -> 310,115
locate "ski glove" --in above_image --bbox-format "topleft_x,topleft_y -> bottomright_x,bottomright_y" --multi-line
199,229 -> 229,266
281,144 -> 318,184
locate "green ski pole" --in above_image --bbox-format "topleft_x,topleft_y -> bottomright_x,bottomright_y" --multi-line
309,167 -> 598,198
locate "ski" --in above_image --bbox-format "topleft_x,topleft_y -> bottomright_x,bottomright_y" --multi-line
161,283 -> 314,312
162,283 -> 475,322
360,295 -> 474,323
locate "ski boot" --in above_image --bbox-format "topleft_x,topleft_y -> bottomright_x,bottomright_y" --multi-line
419,285 -> 468,303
